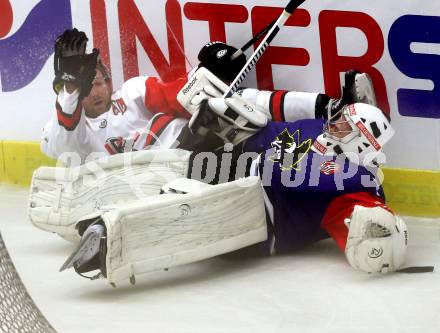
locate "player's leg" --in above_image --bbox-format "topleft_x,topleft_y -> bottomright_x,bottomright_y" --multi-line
60,176 -> 268,285
28,149 -> 191,242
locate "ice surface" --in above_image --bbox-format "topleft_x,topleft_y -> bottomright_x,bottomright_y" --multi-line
0,185 -> 439,333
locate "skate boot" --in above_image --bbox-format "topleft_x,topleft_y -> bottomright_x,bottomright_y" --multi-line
60,221 -> 107,280
316,70 -> 377,119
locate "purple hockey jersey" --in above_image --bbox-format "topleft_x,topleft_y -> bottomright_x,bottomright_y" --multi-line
243,119 -> 385,253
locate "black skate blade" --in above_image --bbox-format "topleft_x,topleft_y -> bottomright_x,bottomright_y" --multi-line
396,266 -> 434,273
59,230 -> 102,272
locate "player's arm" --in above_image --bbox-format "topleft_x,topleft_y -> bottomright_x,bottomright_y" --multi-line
118,74 -> 189,120
42,28 -> 100,162
239,88 -> 319,122
239,71 -> 378,123
145,76 -> 190,118
41,86 -> 99,162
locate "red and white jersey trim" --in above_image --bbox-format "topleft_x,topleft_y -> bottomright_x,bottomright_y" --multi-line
320,192 -> 393,251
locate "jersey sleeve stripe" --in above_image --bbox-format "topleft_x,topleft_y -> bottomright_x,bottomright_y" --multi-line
321,192 -> 388,251
144,113 -> 174,147
269,91 -> 287,122
56,100 -> 82,131
145,76 -> 190,118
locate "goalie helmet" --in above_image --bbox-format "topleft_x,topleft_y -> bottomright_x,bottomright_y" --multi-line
313,103 -> 394,166
197,41 -> 246,83
345,205 -> 408,274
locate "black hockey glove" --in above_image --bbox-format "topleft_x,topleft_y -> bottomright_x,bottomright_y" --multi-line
53,28 -> 99,99
197,41 -> 247,83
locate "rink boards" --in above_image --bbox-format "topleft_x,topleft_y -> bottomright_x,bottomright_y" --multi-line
0,140 -> 439,218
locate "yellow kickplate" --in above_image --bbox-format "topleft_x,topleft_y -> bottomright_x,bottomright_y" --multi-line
0,142 -> 5,182
382,167 -> 440,218
1,141 -> 56,187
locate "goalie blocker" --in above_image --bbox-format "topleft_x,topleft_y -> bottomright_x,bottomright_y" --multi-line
178,67 -> 269,146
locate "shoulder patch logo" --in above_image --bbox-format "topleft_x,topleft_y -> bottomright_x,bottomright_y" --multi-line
111,98 -> 127,115
269,128 -> 312,170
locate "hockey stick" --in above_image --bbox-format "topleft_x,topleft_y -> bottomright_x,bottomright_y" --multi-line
231,18 -> 277,60
223,0 -> 306,98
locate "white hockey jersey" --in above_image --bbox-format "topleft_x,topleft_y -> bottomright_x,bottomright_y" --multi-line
42,75 -> 189,163
42,73 -> 319,163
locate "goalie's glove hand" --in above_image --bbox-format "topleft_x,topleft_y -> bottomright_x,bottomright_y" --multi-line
344,205 -> 408,274
53,28 -> 99,99
188,96 -> 269,145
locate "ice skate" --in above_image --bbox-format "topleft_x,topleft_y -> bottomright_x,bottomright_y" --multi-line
60,222 -> 107,280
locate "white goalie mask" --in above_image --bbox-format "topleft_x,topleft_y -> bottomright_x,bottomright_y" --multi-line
345,205 -> 408,274
312,103 -> 395,166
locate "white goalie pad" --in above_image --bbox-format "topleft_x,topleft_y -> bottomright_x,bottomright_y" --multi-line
28,149 -> 191,242
160,177 -> 211,194
177,67 -> 228,115
101,176 -> 267,285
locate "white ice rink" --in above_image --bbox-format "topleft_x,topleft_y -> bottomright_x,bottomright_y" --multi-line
1,184 -> 440,333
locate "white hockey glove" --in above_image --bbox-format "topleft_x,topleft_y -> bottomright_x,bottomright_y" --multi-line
344,205 -> 408,274
177,67 -> 228,115
188,96 -> 269,145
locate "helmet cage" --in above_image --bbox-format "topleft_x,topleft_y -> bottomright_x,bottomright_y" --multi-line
323,108 -> 361,145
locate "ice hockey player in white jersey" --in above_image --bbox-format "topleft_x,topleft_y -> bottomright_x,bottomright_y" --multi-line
42,28 -> 191,163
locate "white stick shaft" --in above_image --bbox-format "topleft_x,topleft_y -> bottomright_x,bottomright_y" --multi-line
222,0 -> 307,98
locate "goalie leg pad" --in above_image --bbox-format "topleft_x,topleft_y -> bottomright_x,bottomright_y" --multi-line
102,176 -> 267,285
28,149 -> 191,242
